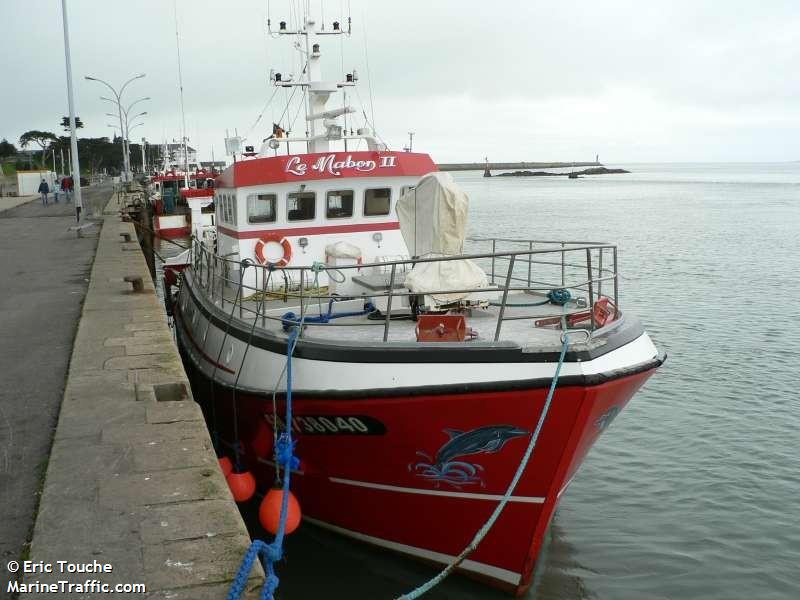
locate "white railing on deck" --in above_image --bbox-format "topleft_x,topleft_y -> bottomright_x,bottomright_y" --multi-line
188,237 -> 619,343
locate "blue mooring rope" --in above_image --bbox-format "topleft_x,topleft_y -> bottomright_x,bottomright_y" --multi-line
396,326 -> 572,599
488,288 -> 571,308
281,300 -> 376,332
227,327 -> 300,600
228,312 -> 573,599
547,288 -> 571,305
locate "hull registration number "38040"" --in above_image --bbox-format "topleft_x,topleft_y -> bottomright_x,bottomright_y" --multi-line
264,414 -> 387,435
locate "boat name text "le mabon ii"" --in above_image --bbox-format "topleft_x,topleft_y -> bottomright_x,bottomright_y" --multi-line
285,153 -> 397,177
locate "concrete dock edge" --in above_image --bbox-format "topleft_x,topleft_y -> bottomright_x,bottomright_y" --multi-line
23,197 -> 263,598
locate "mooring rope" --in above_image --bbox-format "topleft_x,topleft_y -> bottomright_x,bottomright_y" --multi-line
396,325 -> 573,599
227,327 -> 301,600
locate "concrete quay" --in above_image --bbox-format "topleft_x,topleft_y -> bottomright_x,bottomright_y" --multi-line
12,194 -> 262,598
0,187 -> 107,599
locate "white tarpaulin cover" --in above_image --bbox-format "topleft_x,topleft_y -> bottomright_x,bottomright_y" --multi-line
325,241 -> 362,259
396,172 -> 487,303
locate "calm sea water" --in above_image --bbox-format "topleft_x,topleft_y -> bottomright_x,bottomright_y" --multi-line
169,163 -> 800,599
457,163 -> 800,600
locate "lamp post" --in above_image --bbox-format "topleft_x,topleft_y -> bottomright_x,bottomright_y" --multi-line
105,106 -> 148,178
61,0 -> 82,218
84,73 -> 145,182
104,96 -> 149,177
140,137 -> 147,174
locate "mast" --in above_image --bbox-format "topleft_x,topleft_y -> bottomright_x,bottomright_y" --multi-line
263,8 -> 386,155
174,0 -> 189,186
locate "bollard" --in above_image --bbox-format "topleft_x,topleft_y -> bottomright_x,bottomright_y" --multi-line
120,232 -> 131,242
123,275 -> 144,293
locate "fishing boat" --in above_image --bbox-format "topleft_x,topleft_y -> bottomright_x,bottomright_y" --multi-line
171,12 -> 662,596
149,169 -> 216,238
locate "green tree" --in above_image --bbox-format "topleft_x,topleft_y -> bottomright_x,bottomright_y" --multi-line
0,138 -> 17,159
19,130 -> 58,167
60,116 -> 84,132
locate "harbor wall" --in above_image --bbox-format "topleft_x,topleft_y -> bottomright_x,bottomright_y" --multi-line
22,196 -> 263,598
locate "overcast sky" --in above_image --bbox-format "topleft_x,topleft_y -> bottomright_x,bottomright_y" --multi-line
3,0 -> 800,163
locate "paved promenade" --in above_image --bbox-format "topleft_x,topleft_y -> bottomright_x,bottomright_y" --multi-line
0,187 -> 107,599
0,194 -> 36,213
1,191 -> 261,598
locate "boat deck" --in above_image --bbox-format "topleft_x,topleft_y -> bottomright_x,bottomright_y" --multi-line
185,237 -> 621,353
196,276 -> 605,353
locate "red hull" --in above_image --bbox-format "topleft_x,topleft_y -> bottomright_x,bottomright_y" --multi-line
183,355 -> 655,594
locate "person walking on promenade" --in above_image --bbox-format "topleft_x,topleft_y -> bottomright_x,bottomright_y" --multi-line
38,179 -> 49,205
52,178 -> 61,203
63,176 -> 73,203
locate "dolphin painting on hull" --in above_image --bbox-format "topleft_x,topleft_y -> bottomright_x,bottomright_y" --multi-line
409,425 -> 529,488
435,425 -> 529,468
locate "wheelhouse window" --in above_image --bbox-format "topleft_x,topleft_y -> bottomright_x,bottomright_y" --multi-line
216,193 -> 226,223
326,190 -> 354,219
229,194 -> 237,225
218,193 -> 236,225
364,188 -> 391,216
247,193 -> 276,223
287,192 -> 316,221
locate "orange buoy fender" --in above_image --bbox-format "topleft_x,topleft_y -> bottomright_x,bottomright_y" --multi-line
218,456 -> 233,478
259,487 -> 302,535
226,470 -> 256,503
254,234 -> 292,267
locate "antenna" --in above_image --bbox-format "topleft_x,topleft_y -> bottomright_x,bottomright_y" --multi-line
174,0 -> 189,186
362,9 -> 376,134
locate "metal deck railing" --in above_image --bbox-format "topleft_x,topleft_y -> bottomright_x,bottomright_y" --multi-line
188,238 -> 619,343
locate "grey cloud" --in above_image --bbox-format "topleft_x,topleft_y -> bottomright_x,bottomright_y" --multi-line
3,0 -> 800,162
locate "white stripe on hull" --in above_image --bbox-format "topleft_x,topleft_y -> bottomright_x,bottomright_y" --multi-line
303,516 -> 523,586
176,289 -> 658,394
329,476 -> 545,504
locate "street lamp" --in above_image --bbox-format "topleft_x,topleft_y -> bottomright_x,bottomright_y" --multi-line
84,73 -> 145,182
125,97 -> 150,115
123,112 -> 148,175
103,97 -> 149,177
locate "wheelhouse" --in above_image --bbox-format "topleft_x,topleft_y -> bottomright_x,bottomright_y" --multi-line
212,151 -> 436,289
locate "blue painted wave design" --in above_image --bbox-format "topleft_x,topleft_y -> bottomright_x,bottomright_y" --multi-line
409,425 -> 529,488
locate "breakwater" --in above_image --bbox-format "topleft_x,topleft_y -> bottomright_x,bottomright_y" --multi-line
437,161 -> 601,172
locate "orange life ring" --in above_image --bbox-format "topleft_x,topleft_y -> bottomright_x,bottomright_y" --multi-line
255,234 -> 292,267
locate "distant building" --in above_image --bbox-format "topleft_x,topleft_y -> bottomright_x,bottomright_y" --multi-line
200,160 -> 227,172
165,143 -> 198,169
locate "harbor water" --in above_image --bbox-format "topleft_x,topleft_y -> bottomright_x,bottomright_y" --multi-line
459,163 -> 800,600
163,163 -> 800,599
